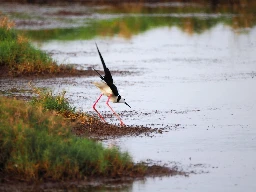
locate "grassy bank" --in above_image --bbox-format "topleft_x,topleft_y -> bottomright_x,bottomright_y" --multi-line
0,95 -> 146,181
0,16 -> 76,77
29,84 -> 90,123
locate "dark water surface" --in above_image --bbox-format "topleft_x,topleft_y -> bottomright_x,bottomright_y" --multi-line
1,2 -> 256,192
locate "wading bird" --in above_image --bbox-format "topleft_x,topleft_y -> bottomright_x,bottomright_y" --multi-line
92,43 -> 131,126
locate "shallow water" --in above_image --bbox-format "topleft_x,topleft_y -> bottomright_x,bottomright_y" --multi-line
1,2 -> 256,192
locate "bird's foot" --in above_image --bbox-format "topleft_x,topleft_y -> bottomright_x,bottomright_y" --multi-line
120,121 -> 126,127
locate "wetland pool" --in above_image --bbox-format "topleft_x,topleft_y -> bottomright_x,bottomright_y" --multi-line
1,2 -> 256,192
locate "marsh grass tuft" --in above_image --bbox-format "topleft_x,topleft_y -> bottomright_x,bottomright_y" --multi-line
29,83 -> 91,124
0,96 -> 145,181
30,83 -> 75,114
0,15 -> 74,76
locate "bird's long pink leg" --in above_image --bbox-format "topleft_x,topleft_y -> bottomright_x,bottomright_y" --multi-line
93,94 -> 106,122
106,95 -> 125,126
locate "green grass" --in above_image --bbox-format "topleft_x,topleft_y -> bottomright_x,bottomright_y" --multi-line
0,95 -> 144,181
0,16 -> 73,76
29,84 -> 91,123
30,87 -> 76,114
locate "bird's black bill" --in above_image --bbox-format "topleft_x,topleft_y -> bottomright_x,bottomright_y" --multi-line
125,102 -> 131,108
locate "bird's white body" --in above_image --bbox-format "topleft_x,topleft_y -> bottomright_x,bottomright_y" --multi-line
93,81 -> 117,103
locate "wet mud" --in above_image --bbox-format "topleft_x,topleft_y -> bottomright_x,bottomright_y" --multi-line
0,164 -> 186,192
73,118 -> 164,140
0,65 -> 135,79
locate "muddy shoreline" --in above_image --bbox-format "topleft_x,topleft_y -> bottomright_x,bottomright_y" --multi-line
0,65 -> 136,79
0,68 -> 188,190
0,68 -> 173,140
0,164 -> 187,192
0,66 -> 180,140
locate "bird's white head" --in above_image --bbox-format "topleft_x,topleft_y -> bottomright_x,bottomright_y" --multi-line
117,95 -> 131,108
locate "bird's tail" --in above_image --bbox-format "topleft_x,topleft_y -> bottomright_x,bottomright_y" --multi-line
95,43 -> 107,71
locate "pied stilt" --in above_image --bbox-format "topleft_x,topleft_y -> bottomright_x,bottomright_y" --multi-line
92,43 -> 131,126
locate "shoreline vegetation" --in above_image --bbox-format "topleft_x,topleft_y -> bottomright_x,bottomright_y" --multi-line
0,15 -> 184,186
0,16 -> 96,78
0,82 -> 185,184
0,16 -> 60,76
0,95 -> 183,183
0,95 -> 184,183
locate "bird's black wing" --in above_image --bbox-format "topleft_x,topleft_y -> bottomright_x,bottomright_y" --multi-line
95,43 -> 113,84
109,84 -> 119,96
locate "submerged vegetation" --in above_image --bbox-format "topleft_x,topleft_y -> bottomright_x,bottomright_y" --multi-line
0,95 -> 147,181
